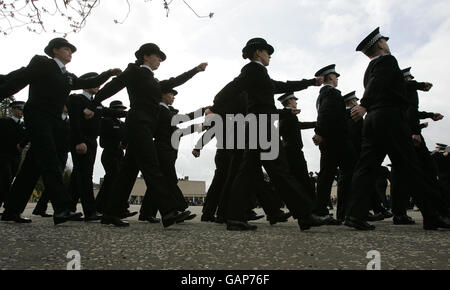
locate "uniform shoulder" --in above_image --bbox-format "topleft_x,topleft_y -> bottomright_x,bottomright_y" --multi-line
241,62 -> 266,74
373,54 -> 398,67
29,55 -> 51,65
320,85 -> 338,95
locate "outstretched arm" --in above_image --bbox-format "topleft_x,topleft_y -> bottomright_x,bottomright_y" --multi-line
159,62 -> 207,92
72,68 -> 121,90
272,77 -> 322,94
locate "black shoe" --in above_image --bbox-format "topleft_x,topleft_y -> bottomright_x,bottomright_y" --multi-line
215,215 -> 226,224
119,210 -> 138,219
423,215 -> 450,230
267,211 -> 292,225
201,214 -> 216,222
138,214 -> 161,223
298,214 -> 327,231
101,215 -> 129,227
1,213 -> 32,223
393,215 -> 415,225
32,211 -> 53,218
162,210 -> 191,228
84,212 -> 103,222
344,216 -> 376,231
247,210 -> 265,221
69,212 -> 84,221
226,220 -> 257,231
367,212 -> 384,222
177,213 -> 197,223
323,215 -> 342,226
53,211 -> 79,225
381,209 -> 393,219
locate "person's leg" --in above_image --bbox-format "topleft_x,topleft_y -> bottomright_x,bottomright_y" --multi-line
76,140 -> 97,217
315,143 -> 339,216
202,149 -> 231,217
4,147 -> 41,215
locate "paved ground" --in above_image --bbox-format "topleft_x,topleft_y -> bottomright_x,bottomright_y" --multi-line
0,204 -> 448,270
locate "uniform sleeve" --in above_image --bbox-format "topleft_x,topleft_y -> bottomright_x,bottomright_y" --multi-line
299,121 -> 316,130
271,78 -> 316,94
182,107 -> 206,120
0,56 -> 42,100
91,71 -> 129,109
159,67 -> 199,92
67,95 -> 87,146
99,107 -> 128,119
71,70 -> 114,91
418,111 -> 435,119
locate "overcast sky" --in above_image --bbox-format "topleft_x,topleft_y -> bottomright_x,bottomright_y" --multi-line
2,0 -> 450,187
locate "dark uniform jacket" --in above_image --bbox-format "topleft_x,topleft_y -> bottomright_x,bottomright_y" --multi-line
432,151 -> 450,179
0,55 -> 115,119
99,117 -> 126,151
210,62 -> 316,115
345,108 -> 363,155
92,63 -> 199,127
0,117 -> 26,157
279,112 -> 316,150
405,80 -> 434,135
67,93 -> 126,147
56,116 -> 71,155
155,104 -> 204,154
209,62 -> 316,150
315,85 -> 347,140
360,55 -> 408,112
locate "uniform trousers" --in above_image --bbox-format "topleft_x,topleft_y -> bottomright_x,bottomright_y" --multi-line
4,111 -> 72,215
347,108 -> 439,221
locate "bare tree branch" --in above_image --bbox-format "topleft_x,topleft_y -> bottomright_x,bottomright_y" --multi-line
0,0 -> 213,36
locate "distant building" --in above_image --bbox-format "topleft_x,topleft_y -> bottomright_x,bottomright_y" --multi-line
95,176 -> 206,205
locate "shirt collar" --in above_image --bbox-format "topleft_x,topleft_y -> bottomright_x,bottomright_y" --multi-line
370,55 -> 383,61
61,113 -> 69,121
82,91 -> 93,100
11,116 -> 21,123
159,102 -> 170,110
53,57 -> 66,72
252,60 -> 264,67
140,65 -> 153,73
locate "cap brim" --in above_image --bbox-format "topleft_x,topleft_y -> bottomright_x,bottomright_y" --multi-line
111,106 -> 127,110
265,44 -> 274,55
243,43 -> 275,58
158,51 -> 167,61
44,42 -> 77,57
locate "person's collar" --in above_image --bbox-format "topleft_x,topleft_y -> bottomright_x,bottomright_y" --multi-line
61,113 -> 69,121
370,54 -> 386,61
252,60 -> 264,67
159,102 -> 170,110
323,84 -> 335,88
53,57 -> 66,72
140,65 -> 153,73
82,91 -> 93,100
11,116 -> 21,123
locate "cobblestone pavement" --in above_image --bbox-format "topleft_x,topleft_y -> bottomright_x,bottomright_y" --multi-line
0,204 -> 448,270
